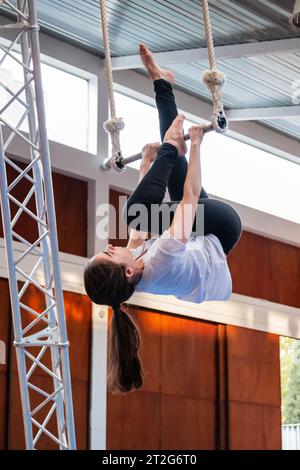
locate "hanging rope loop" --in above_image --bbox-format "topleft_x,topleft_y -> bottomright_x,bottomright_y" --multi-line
99,0 -> 126,172
103,116 -> 126,172
201,0 -> 228,133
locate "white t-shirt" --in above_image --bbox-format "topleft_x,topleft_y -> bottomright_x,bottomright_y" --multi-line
131,231 -> 232,304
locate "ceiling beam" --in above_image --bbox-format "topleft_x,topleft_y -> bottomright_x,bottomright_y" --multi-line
227,105 -> 300,121
111,38 -> 300,70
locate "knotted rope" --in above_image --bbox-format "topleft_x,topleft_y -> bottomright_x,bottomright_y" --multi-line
99,0 -> 126,172
201,0 -> 228,133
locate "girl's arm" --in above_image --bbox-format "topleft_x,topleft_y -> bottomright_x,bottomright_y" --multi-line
168,126 -> 206,244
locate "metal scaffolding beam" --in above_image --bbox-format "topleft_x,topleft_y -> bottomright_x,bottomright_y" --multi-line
110,38 -> 300,71
0,0 -> 76,450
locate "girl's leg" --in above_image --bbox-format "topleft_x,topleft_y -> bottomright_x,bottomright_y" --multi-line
167,198 -> 242,255
154,79 -> 209,200
123,143 -> 179,233
193,198 -> 243,255
124,192 -> 242,255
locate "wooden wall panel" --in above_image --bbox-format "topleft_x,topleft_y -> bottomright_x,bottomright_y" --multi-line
228,232 -> 271,300
160,315 -> 217,450
160,315 -> 217,399
107,392 -> 160,450
53,172 -> 88,257
228,231 -> 300,308
107,307 -> 218,450
226,326 -> 281,450
62,291 -> 92,450
107,308 -> 283,450
0,157 -> 88,257
129,307 -> 161,394
269,241 -> 300,306
109,188 -> 130,248
160,395 -> 215,450
0,279 -> 11,450
229,402 -> 281,450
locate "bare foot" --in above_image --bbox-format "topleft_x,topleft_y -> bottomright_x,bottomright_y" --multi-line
164,115 -> 187,156
139,44 -> 175,84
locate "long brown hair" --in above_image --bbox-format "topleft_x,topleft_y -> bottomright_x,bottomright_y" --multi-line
84,258 -> 144,393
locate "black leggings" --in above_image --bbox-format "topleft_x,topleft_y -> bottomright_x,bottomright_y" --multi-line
123,79 -> 242,256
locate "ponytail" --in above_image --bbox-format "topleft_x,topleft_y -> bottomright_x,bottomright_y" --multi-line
84,258 -> 144,393
108,304 -> 144,393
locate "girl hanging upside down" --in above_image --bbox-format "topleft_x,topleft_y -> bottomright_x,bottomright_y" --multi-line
84,44 -> 243,393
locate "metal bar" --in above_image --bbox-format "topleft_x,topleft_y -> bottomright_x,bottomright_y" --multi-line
0,44 -> 33,72
1,0 -> 28,20
227,105 -> 300,121
15,231 -> 48,266
20,301 -> 50,321
28,0 -> 76,449
24,349 -> 63,382
17,341 -> 69,347
0,31 -> 23,66
8,192 -> 48,228
16,264 -> 55,300
17,260 -> 43,300
12,231 -> 41,255
22,2 -> 69,446
28,381 -> 51,399
22,309 -> 52,334
32,403 -> 58,447
31,415 -> 68,450
0,107 -> 34,450
0,115 -> 39,149
22,305 -> 51,335
0,0 -> 75,450
0,79 -> 29,112
0,23 -> 28,31
4,156 -> 35,186
111,38 -> 300,70
101,127 -> 213,171
0,77 -> 33,115
3,108 -> 29,150
26,344 -> 49,380
31,386 -> 63,417
10,185 -> 36,229
7,154 -> 40,193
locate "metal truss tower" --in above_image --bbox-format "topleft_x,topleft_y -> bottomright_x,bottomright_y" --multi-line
0,0 -> 76,449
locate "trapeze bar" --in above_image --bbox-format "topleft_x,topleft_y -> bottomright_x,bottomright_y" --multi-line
102,125 -> 214,172
14,340 -> 70,348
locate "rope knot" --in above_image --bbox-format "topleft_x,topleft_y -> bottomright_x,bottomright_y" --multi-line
202,69 -> 228,134
202,70 -> 226,88
103,117 -> 125,134
103,117 -> 126,172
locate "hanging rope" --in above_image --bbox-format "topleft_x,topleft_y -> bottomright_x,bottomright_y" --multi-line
99,0 -> 228,173
201,0 -> 228,133
99,0 -> 126,172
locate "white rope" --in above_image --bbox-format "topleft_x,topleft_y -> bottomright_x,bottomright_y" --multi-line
99,0 -> 228,174
201,0 -> 228,133
99,0 -> 125,172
